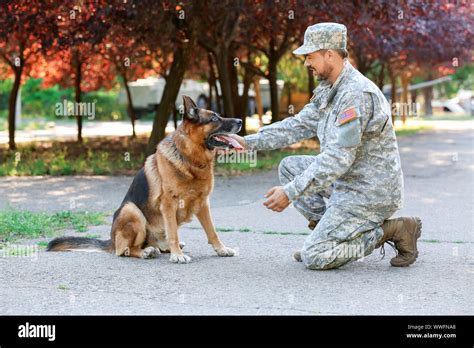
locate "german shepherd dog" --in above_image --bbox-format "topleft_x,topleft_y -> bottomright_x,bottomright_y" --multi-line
47,96 -> 243,264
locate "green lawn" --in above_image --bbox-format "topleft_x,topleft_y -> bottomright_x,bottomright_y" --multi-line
0,136 -> 146,176
0,210 -> 106,242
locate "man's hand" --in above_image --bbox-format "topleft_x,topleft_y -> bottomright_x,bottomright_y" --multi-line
263,186 -> 290,212
227,134 -> 247,150
216,134 -> 247,155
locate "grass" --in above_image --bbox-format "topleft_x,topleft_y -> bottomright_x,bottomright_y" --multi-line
420,113 -> 473,121
0,136 -> 146,176
188,225 -> 309,236
395,122 -> 433,138
0,210 -> 107,242
37,241 -> 49,249
262,230 -> 309,236
394,123 -> 434,137
421,239 -> 470,244
0,119 -> 54,132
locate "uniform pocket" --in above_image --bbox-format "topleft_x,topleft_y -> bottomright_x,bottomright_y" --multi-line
333,117 -> 362,148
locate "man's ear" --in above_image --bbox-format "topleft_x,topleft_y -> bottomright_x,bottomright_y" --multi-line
183,95 -> 199,122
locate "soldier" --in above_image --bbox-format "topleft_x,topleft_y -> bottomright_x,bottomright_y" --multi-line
230,22 -> 422,270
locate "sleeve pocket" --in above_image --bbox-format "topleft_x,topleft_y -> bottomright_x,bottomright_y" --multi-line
334,117 -> 362,148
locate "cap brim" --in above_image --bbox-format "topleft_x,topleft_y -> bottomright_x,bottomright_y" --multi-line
292,44 -> 317,55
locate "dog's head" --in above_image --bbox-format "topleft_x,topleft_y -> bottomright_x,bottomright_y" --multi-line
181,95 -> 242,150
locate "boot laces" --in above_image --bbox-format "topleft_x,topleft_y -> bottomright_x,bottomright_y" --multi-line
379,241 -> 397,259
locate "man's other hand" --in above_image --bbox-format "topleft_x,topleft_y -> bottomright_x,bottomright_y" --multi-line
263,186 -> 290,212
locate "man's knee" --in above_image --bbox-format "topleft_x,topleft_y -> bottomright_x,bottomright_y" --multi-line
278,156 -> 295,184
301,248 -> 343,270
301,239 -> 356,270
278,155 -> 315,185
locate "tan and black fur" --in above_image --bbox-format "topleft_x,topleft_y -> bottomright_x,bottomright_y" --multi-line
47,96 -> 242,263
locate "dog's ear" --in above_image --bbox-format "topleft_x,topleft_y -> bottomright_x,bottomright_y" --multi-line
183,95 -> 199,122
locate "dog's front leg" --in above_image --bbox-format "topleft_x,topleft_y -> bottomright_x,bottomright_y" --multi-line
196,201 -> 236,257
161,199 -> 191,264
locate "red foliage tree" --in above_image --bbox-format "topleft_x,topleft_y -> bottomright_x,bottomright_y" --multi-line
41,1 -> 111,143
0,0 -> 57,150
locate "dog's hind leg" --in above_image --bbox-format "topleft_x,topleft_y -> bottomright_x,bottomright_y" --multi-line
114,202 -> 160,259
196,201 -> 236,257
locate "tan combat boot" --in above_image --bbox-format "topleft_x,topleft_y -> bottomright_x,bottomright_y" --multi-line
308,220 -> 318,230
293,220 -> 318,262
377,217 -> 422,267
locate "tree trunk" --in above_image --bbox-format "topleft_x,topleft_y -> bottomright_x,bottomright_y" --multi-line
207,52 -> 215,110
411,89 -> 418,117
229,54 -> 240,118
73,49 -> 83,143
238,69 -> 253,136
286,83 -> 292,108
214,49 -> 234,118
268,58 -> 279,123
7,69 -> 22,150
401,73 -> 410,124
307,66 -> 315,98
146,43 -> 191,155
210,52 -> 222,114
120,71 -> 137,138
253,76 -> 263,127
214,80 -> 222,114
172,105 -> 178,129
377,63 -> 386,90
423,86 -> 433,117
388,65 -> 397,125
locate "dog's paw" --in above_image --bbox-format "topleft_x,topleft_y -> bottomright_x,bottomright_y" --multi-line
215,246 -> 236,257
142,246 -> 161,259
169,253 -> 192,264
158,241 -> 185,253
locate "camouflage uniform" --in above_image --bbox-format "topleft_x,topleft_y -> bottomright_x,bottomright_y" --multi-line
244,23 -> 404,270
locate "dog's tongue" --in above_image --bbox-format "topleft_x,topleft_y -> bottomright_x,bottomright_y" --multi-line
214,135 -> 243,150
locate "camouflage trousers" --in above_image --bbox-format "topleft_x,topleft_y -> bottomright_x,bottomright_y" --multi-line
278,155 -> 395,270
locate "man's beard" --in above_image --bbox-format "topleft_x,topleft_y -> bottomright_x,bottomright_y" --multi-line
312,64 -> 332,81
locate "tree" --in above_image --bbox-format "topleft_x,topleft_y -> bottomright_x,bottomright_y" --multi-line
41,1 -> 111,143
197,0 -> 243,119
0,0 -> 57,150
103,4 -> 155,138
139,0 -> 203,155
238,0 -> 306,123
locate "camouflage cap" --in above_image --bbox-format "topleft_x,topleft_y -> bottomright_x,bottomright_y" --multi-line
293,22 -> 347,55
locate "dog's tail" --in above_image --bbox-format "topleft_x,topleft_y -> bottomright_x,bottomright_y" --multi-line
46,237 -> 112,252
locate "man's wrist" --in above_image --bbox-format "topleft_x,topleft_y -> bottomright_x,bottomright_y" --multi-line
283,181 -> 299,202
243,134 -> 259,151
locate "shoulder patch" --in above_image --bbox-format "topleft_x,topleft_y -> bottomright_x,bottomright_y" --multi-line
337,107 -> 357,125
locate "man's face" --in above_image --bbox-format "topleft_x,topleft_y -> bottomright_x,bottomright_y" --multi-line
304,51 -> 333,82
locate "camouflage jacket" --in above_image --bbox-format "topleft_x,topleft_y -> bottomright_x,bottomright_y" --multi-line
244,59 -> 404,221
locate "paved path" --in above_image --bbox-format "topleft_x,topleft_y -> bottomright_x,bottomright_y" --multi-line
0,124 -> 473,315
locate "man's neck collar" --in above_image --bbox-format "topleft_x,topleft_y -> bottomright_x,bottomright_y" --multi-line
329,59 -> 350,87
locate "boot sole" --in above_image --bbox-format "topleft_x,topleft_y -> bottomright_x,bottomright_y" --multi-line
391,217 -> 422,267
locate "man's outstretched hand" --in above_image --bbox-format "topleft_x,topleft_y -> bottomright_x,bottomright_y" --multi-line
216,134 -> 247,154
264,186 -> 290,212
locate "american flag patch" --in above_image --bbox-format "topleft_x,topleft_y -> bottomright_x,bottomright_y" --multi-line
338,107 -> 357,125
